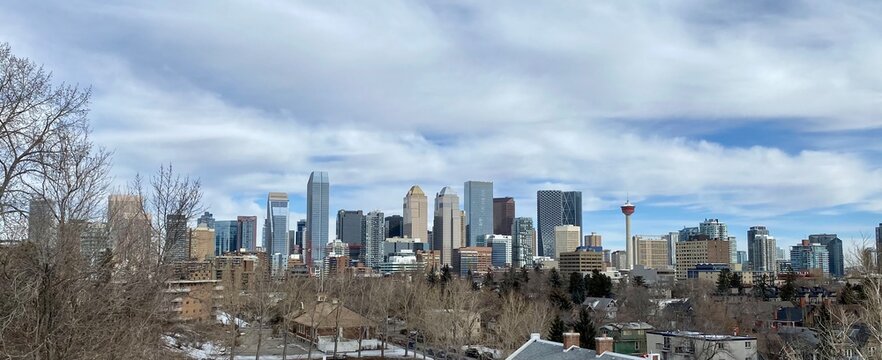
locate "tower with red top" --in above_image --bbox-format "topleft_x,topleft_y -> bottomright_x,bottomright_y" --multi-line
621,198 -> 636,269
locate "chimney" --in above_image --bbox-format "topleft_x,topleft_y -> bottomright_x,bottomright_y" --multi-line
595,333 -> 614,354
563,331 -> 580,350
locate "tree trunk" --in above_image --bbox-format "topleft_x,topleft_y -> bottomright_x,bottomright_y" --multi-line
254,320 -> 263,360
281,325 -> 288,360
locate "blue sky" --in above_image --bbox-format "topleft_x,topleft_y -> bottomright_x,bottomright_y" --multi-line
3,1 -> 882,255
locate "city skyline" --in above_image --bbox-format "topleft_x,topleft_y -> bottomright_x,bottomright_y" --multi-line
4,2 -> 882,254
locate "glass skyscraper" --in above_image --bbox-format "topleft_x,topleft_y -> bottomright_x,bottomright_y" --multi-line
336,210 -> 364,245
536,190 -> 563,258
307,171 -> 329,270
562,191 -> 582,239
265,192 -> 289,274
512,217 -> 535,268
237,216 -> 257,251
808,234 -> 844,277
363,210 -> 385,269
464,181 -> 493,247
215,220 -> 239,256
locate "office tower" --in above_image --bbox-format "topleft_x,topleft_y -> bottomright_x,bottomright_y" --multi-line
699,218 -> 732,262
107,194 -> 151,263
777,247 -> 786,260
808,234 -> 844,277
554,225 -> 581,259
559,250 -> 604,277
621,199 -> 636,269
464,181 -> 494,247
363,210 -> 385,269
433,186 -> 464,266
536,190 -> 564,257
663,232 -> 679,266
385,215 -> 403,238
679,226 -> 699,242
215,220 -> 239,256
493,197 -> 515,236
336,210 -> 364,245
237,216 -> 258,251
266,192 -> 290,273
190,223 -> 215,261
165,214 -> 189,263
403,186 -> 429,242
296,219 -> 306,250
736,251 -> 748,264
306,171 -> 329,270
453,247 -> 492,276
611,250 -> 628,270
486,234 -> 513,268
288,230 -> 298,255
747,226 -> 769,270
512,217 -> 535,268
675,238 -> 730,280
562,191 -> 583,238
196,211 -> 215,230
79,222 -> 109,259
635,235 -> 669,269
878,224 -> 882,273
603,249 -> 612,267
28,199 -> 56,243
585,232 -> 602,248
791,240 -> 830,275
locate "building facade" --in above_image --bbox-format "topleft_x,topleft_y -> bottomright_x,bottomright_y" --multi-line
196,211 -> 215,230
190,224 -> 215,261
307,172 -> 329,270
266,192 -> 290,273
646,331 -> 757,360
536,190 -> 564,258
559,250 -> 603,277
553,225 -> 581,260
336,210 -> 364,245
808,234 -> 844,277
485,234 -> 512,268
384,215 -> 403,238
433,186 -> 464,266
215,220 -> 238,256
635,235 -> 670,269
791,240 -> 830,275
403,185 -> 429,242
562,191 -> 582,238
492,197 -> 515,236
675,239 -> 731,280
585,232 -> 602,247
464,181 -> 493,247
165,214 -> 189,263
511,217 -> 535,268
452,247 -> 492,276
237,216 -> 257,251
363,210 -> 385,269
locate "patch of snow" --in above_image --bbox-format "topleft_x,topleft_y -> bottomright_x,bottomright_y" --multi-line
217,311 -> 249,327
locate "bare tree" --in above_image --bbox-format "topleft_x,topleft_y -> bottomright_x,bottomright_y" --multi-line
491,292 -> 551,356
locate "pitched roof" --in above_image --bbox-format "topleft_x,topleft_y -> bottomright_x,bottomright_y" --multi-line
291,302 -> 374,329
507,335 -> 646,360
582,297 -> 616,309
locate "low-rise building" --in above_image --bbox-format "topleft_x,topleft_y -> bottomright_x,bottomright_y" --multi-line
166,279 -> 222,322
582,297 -> 618,320
378,249 -> 426,274
508,332 -> 653,360
646,331 -> 757,360
453,247 -> 492,276
559,249 -> 604,277
599,322 -> 655,356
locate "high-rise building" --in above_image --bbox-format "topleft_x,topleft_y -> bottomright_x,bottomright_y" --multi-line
493,197 -> 515,236
385,215 -> 403,239
699,218 -> 733,262
107,195 -> 151,264
777,247 -> 786,260
621,200 -> 636,269
486,234 -> 513,268
306,172 -> 329,270
679,226 -> 699,242
635,235 -> 669,269
464,181 -> 494,247
165,214 -> 189,263
215,220 -> 239,256
585,232 -> 602,248
611,250 -> 628,270
808,234 -> 844,277
265,192 -> 290,274
554,225 -> 581,260
736,251 -> 748,265
296,219 -> 306,251
336,210 -> 364,245
877,224 -> 882,273
452,247 -> 492,276
403,186 -> 429,242
537,190 -> 564,258
196,211 -> 215,230
675,238 -> 730,280
433,186 -> 464,266
791,240 -> 830,275
562,191 -> 583,238
28,199 -> 56,243
190,223 -> 215,261
237,216 -> 257,251
363,210 -> 385,269
79,221 -> 109,259
511,217 -> 535,268
663,232 -> 679,266
747,226 -> 777,273
559,250 -> 604,277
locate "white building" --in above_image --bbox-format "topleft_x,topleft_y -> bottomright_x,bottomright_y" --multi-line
378,249 -> 425,274
485,234 -> 513,268
646,331 -> 757,360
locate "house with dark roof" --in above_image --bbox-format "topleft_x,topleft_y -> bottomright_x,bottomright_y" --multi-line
507,332 -> 656,360
582,297 -> 618,320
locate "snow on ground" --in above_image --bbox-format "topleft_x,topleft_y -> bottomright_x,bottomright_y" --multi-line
163,334 -> 224,360
216,311 -> 249,327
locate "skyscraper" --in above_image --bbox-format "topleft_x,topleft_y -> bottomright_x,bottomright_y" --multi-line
554,225 -> 581,259
306,171 -> 329,270
107,194 -> 151,264
165,214 -> 189,263
585,232 -> 602,248
663,232 -> 679,266
433,186 -> 464,266
562,191 -> 583,238
512,217 -> 535,268
336,210 -> 365,245
196,211 -> 215,230
635,235 -> 669,269
363,210 -> 385,269
700,219 -> 733,263
747,226 -> 777,273
791,240 -> 830,275
385,215 -> 403,238
237,216 -> 257,251
464,181 -> 494,247
536,190 -> 564,257
403,186 -> 428,242
215,220 -> 239,256
265,192 -> 289,273
808,234 -> 844,278
877,224 -> 882,273
493,197 -> 515,236
295,219 -> 306,252
190,223 -> 215,261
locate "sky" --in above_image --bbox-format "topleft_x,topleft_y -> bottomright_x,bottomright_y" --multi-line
3,1 -> 882,255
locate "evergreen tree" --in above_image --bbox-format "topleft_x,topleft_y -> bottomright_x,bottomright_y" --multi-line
716,269 -> 732,294
548,315 -> 566,342
440,265 -> 453,285
550,288 -> 574,310
520,266 -> 530,284
754,274 -> 769,300
585,270 -> 612,297
572,307 -> 596,349
483,271 -> 495,289
631,275 -> 646,288
426,269 -> 439,287
568,272 -> 586,303
730,272 -> 742,294
549,268 -> 563,288
780,271 -> 797,302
